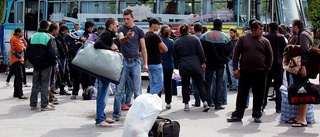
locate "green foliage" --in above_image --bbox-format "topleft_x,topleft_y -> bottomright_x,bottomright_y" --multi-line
0,0 -> 4,25
308,0 -> 320,30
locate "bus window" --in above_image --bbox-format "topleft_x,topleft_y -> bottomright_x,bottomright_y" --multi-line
48,1 -> 78,21
8,1 -> 23,24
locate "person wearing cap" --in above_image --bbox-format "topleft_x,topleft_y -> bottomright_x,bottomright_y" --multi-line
112,9 -> 148,121
145,18 -> 168,96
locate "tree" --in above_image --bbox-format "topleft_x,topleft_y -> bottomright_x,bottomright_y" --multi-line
0,1 -> 4,25
308,0 -> 320,30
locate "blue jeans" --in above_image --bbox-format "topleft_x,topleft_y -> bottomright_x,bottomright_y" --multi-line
148,64 -> 164,94
30,66 -> 52,108
192,79 -> 201,106
228,60 -> 238,89
222,69 -> 228,104
122,75 -> 133,105
55,58 -> 66,90
113,59 -> 142,118
95,78 -> 110,124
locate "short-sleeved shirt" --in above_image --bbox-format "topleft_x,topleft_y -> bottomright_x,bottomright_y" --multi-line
146,31 -> 162,64
118,25 -> 145,59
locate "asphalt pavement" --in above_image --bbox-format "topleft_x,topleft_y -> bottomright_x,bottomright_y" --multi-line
0,72 -> 320,137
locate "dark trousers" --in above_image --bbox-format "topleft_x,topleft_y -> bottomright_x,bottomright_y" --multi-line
205,67 -> 224,106
163,69 -> 173,104
263,64 -> 283,110
6,64 -> 27,84
12,62 -> 24,97
231,70 -> 267,119
181,74 -> 208,104
71,66 -> 89,95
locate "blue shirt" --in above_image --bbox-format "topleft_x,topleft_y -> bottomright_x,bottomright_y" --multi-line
161,36 -> 174,69
118,25 -> 145,59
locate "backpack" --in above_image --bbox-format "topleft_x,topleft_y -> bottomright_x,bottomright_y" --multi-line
148,117 -> 180,137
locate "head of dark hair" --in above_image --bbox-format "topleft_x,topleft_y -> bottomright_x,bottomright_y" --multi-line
59,25 -> 69,33
248,19 -> 257,27
85,21 -> 94,29
194,23 -> 203,32
179,23 -> 189,35
229,28 -> 237,33
123,9 -> 134,18
278,27 -> 283,34
13,28 -> 22,36
159,25 -> 171,39
105,18 -> 116,29
286,26 -> 291,33
213,19 -> 223,29
202,26 -> 208,34
98,26 -> 105,31
250,20 -> 263,31
292,19 -> 304,29
39,20 -> 49,30
269,21 -> 279,31
48,22 -> 59,32
317,28 -> 320,33
59,22 -> 66,26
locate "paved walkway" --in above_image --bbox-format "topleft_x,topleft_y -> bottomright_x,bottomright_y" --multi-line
0,73 -> 319,137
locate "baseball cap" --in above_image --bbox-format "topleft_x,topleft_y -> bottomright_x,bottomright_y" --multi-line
148,18 -> 162,25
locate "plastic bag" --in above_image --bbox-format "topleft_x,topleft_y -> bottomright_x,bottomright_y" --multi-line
122,94 -> 162,137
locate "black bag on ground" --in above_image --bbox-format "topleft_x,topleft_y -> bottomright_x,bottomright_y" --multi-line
148,116 -> 180,137
288,81 -> 320,105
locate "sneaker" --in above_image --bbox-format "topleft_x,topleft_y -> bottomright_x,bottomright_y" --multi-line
184,104 -> 190,111
121,104 -> 130,110
30,106 -> 40,110
70,95 -> 77,100
68,87 -> 73,91
48,103 -> 55,108
227,116 -> 242,122
6,82 -> 12,87
112,117 -> 120,121
41,105 -> 55,111
254,117 -> 262,123
54,88 -> 59,94
166,104 -> 171,109
60,90 -> 71,95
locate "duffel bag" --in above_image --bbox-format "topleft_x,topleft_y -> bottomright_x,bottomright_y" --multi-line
148,116 -> 180,137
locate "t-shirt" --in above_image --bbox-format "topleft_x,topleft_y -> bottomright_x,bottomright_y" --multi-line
118,25 -> 145,59
146,31 -> 162,64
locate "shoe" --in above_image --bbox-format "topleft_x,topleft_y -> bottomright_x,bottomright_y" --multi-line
48,103 -> 55,108
209,104 -> 215,107
184,104 -> 190,111
121,104 -> 130,110
19,96 -> 28,99
276,109 -> 281,113
23,84 -> 31,87
105,118 -> 116,123
227,117 -> 242,122
268,97 -> 276,101
215,106 -> 225,110
254,117 -> 262,123
229,88 -> 237,91
222,102 -> 228,105
6,82 -> 12,87
191,104 -> 200,107
71,95 -> 77,100
96,121 -> 112,127
268,93 -> 275,97
203,106 -> 210,112
54,88 -> 60,94
287,119 -> 298,124
52,101 -> 59,105
31,106 -> 39,110
127,104 -> 132,107
60,90 -> 71,95
166,104 -> 171,109
41,105 -> 55,111
112,117 -> 120,121
291,122 -> 307,127
68,87 -> 73,91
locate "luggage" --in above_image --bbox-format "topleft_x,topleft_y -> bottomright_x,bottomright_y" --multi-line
148,117 -> 180,137
279,85 -> 315,124
287,81 -> 320,105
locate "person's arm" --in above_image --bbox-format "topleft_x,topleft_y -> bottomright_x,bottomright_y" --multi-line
12,38 -> 24,52
232,36 -> 243,79
119,30 -> 135,44
300,32 -> 312,77
140,38 -> 148,72
265,40 -> 273,71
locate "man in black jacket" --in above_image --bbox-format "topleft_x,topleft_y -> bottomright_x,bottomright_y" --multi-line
93,18 -> 118,127
262,22 -> 287,113
200,19 -> 231,110
27,20 -> 57,111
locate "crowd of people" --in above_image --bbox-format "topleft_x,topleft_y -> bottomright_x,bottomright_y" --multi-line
6,8 -> 317,128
